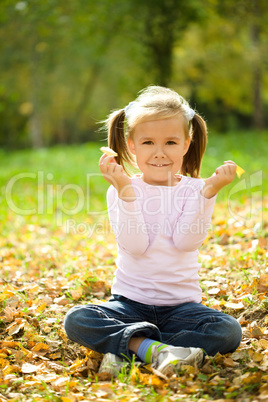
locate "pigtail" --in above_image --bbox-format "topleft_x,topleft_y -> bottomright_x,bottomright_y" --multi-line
181,113 -> 207,178
107,109 -> 136,176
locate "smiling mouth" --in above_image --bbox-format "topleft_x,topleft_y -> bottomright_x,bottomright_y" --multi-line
150,163 -> 170,167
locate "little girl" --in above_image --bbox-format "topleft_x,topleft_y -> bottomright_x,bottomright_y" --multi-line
64,86 -> 242,376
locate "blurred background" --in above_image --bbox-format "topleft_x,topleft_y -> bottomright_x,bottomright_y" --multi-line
0,0 -> 267,228
0,0 -> 267,149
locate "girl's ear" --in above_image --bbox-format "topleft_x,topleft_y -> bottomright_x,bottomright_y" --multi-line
127,138 -> 136,155
183,137 -> 191,156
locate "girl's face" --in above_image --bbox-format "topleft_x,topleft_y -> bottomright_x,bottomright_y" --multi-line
128,116 -> 190,186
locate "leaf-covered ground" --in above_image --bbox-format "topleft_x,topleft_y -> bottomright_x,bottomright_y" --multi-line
0,196 -> 268,402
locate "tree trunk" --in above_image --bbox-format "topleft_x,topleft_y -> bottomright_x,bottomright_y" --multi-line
29,111 -> 43,148
29,45 -> 43,148
251,1 -> 265,129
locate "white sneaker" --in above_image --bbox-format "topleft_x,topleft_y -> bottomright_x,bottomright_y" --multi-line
151,346 -> 204,376
98,353 -> 127,376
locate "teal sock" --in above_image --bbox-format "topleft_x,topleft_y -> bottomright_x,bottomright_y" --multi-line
136,339 -> 168,363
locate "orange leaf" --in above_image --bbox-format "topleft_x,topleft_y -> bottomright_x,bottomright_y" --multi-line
0,341 -> 19,348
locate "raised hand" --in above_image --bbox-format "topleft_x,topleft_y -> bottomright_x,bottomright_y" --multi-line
201,160 -> 237,199
99,153 -> 136,201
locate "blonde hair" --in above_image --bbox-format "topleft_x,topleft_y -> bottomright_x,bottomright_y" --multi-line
105,86 -> 207,178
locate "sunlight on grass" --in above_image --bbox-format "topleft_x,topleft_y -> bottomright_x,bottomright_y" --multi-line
0,131 -> 267,227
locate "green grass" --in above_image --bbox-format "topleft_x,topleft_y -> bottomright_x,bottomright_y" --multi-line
0,130 -> 267,228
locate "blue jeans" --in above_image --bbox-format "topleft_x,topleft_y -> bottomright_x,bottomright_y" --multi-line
64,295 -> 242,359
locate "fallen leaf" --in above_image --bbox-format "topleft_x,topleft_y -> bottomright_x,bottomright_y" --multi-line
250,323 -> 264,339
223,357 -> 236,367
6,318 -> 25,335
207,287 -> 221,296
31,343 -> 50,354
225,302 -> 244,310
3,306 -> 15,322
241,372 -> 262,385
21,363 -> 39,373
258,339 -> 268,349
70,287 -> 83,300
258,274 -> 268,292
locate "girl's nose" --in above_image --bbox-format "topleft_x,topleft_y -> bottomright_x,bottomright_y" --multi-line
154,147 -> 165,158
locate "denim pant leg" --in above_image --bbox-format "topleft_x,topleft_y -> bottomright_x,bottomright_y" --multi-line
157,302 -> 242,356
64,295 -> 161,359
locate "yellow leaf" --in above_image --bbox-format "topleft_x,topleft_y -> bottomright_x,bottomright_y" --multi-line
69,358 -> 86,371
130,365 -> 142,383
236,165 -> 245,178
0,289 -> 16,302
147,374 -> 165,388
100,146 -> 118,157
68,380 -> 79,388
241,372 -> 262,385
0,358 -> 9,368
28,284 -> 40,294
249,349 -> 263,362
36,303 -> 47,313
258,339 -> 268,349
180,364 -> 196,374
3,365 -> 13,375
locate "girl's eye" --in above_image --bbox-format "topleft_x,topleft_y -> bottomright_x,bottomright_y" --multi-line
142,141 -> 153,145
166,141 -> 176,145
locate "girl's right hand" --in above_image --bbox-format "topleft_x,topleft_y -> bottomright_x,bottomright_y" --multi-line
99,154 -> 136,201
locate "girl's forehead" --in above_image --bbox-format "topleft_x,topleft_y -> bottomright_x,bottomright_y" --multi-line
132,116 -> 186,137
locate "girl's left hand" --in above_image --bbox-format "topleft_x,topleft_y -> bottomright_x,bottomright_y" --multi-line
202,160 -> 237,198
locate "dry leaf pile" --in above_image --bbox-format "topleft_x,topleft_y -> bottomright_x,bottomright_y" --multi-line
0,197 -> 267,401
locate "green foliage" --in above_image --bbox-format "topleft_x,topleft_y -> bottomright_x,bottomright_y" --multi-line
0,0 -> 268,148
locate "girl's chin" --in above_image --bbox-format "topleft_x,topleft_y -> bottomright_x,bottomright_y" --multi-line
141,174 -> 179,186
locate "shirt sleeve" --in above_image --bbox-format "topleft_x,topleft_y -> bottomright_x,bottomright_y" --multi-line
172,180 -> 216,252
107,185 -> 150,255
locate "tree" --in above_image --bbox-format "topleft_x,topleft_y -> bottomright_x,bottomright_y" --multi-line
125,0 -> 207,87
214,0 -> 268,129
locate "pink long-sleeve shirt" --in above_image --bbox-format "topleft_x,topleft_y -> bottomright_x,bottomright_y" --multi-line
107,174 -> 216,306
